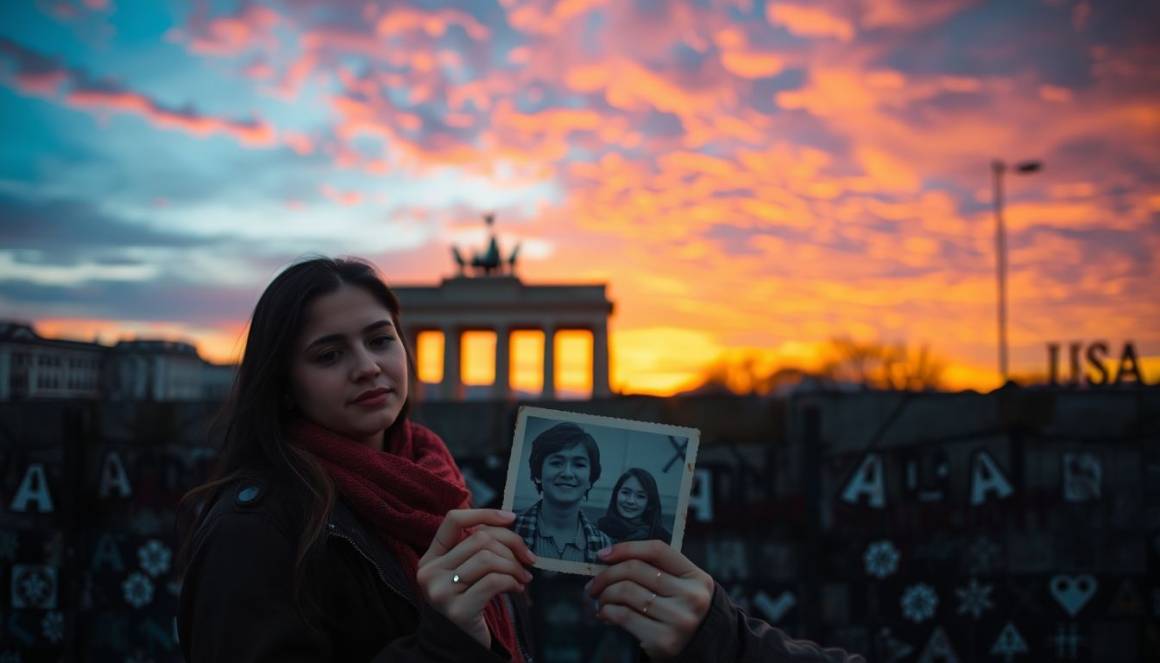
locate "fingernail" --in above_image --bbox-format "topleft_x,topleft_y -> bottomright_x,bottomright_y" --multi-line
525,551 -> 537,564
597,546 -> 612,559
584,579 -> 593,594
499,510 -> 516,519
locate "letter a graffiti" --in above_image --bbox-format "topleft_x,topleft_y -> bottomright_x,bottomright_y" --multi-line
970,450 -> 1014,506
840,453 -> 886,509
98,451 -> 133,499
11,463 -> 54,513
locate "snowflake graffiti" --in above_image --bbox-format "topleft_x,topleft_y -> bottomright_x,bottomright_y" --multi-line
41,611 -> 64,643
122,572 -> 155,609
901,583 -> 938,623
864,540 -> 900,579
956,577 -> 994,620
138,539 -> 172,577
12,565 -> 57,609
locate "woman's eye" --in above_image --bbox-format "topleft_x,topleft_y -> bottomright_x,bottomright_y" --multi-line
316,350 -> 340,363
370,335 -> 395,348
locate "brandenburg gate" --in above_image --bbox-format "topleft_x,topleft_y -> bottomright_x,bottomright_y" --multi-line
391,215 -> 613,400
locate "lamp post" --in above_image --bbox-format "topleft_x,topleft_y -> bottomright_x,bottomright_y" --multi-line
991,159 -> 1042,384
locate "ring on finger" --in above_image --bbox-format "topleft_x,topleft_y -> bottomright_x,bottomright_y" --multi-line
642,591 -> 657,615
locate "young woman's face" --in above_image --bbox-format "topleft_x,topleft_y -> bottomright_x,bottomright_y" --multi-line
539,443 -> 592,507
615,475 -> 649,520
289,284 -> 408,448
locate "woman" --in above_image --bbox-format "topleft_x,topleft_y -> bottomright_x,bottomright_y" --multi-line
177,257 -> 535,661
597,468 -> 672,545
178,255 -> 863,663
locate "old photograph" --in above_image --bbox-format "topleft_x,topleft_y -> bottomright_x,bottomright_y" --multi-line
502,406 -> 701,575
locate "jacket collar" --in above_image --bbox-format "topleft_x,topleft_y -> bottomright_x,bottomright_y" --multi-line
326,498 -> 420,609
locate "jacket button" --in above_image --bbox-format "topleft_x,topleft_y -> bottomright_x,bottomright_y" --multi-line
236,485 -> 262,506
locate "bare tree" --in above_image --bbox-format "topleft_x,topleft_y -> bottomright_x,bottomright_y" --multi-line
820,337 -> 946,391
683,338 -> 949,396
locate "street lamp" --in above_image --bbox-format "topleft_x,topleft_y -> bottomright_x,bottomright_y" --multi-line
991,158 -> 1043,384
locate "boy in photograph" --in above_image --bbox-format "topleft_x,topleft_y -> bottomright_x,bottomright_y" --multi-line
513,422 -> 613,562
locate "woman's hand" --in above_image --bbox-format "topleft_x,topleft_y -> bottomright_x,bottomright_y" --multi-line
416,509 -> 536,648
586,540 -> 715,660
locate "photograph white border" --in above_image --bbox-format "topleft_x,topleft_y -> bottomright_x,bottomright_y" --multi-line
501,405 -> 702,576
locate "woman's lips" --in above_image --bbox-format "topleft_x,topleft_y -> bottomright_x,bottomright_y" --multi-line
352,390 -> 391,407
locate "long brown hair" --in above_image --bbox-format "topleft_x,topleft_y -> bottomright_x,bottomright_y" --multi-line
178,256 -> 415,604
605,468 -> 664,535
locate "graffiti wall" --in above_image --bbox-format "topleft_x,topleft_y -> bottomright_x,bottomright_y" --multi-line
0,389 -> 1156,661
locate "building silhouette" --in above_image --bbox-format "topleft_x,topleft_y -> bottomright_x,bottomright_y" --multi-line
0,321 -> 234,401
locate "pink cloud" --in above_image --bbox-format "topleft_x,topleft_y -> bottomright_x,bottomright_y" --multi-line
283,131 -> 314,155
242,56 -> 275,80
0,37 -> 74,94
320,184 -> 362,206
179,4 -> 281,56
66,87 -> 276,146
375,7 -> 490,40
503,0 -> 609,36
0,38 -> 317,151
41,0 -> 113,19
1039,84 -> 1073,103
857,0 -> 975,30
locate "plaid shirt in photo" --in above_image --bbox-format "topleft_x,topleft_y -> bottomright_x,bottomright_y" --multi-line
513,500 -> 613,563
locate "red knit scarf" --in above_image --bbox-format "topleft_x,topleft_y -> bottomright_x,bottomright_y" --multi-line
291,417 -> 521,661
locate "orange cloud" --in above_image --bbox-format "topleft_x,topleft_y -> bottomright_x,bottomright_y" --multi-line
567,59 -> 726,116
719,50 -> 785,79
855,146 -> 922,192
767,4 -> 855,41
505,0 -> 609,35
1039,84 -> 1073,103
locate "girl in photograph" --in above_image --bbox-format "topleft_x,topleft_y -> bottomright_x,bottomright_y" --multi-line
177,257 -> 535,662
597,468 -> 672,544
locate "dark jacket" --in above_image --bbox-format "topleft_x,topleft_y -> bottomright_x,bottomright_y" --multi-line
178,474 -> 862,663
177,473 -> 533,662
665,585 -> 866,663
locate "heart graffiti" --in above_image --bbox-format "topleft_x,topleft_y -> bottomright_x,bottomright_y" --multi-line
1049,574 -> 1098,617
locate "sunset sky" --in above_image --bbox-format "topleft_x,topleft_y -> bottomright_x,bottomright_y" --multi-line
1,0 -> 1157,395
